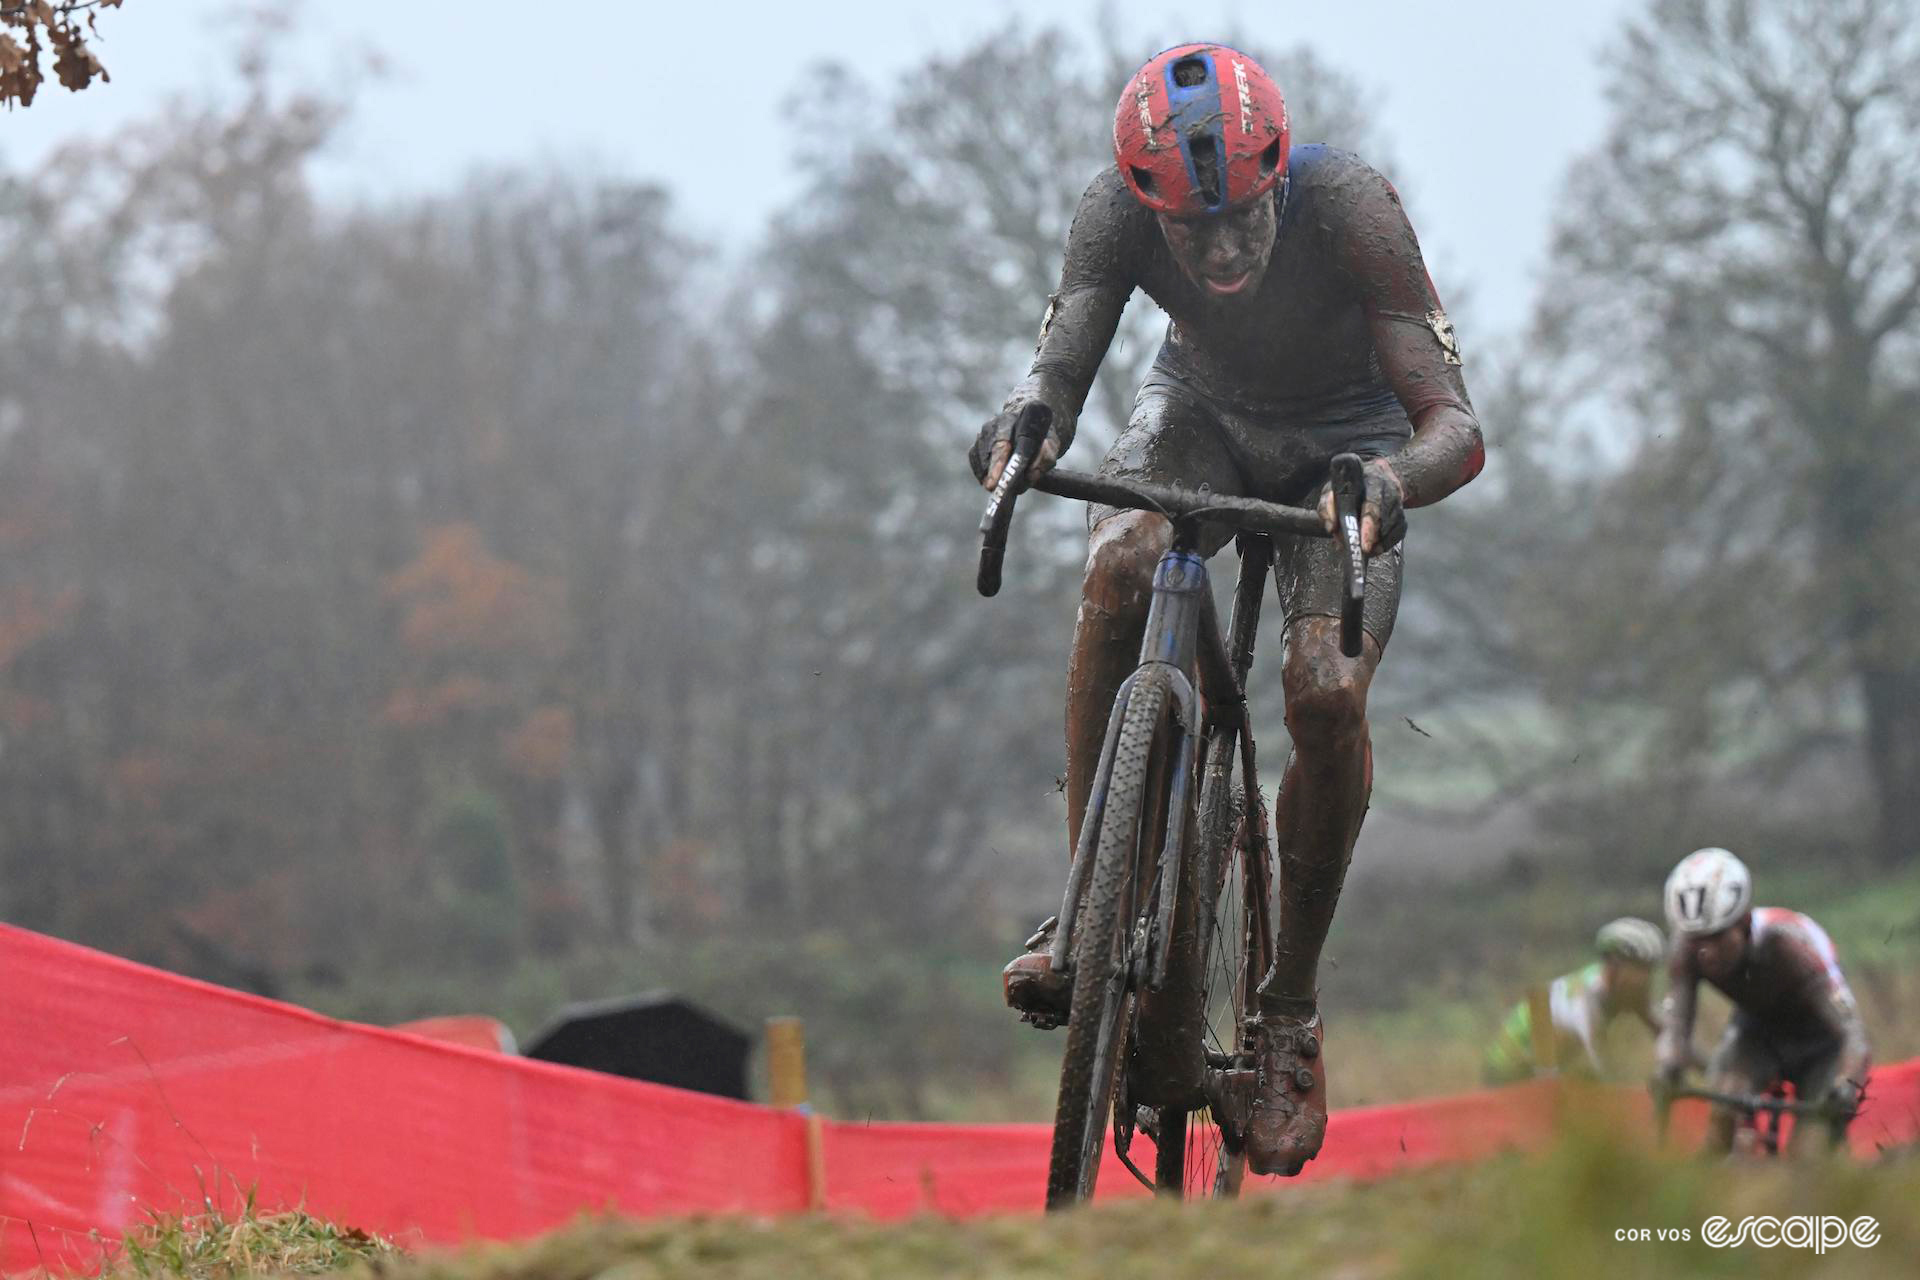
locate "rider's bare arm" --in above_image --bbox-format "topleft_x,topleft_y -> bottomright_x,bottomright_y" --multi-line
1816,986 -> 1872,1095
1333,163 -> 1485,509
975,173 -> 1137,489
1655,951 -> 1699,1079
1775,932 -> 1873,1091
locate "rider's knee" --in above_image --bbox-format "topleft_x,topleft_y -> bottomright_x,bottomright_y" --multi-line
1283,644 -> 1368,752
1082,512 -> 1169,617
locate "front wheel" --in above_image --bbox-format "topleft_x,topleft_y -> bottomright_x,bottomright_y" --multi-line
1154,777 -> 1263,1199
1045,668 -> 1175,1209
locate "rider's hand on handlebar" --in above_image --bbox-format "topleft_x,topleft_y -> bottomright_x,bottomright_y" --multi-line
971,384 -> 1077,491
1315,457 -> 1406,553
981,435 -> 1061,491
1821,1079 -> 1863,1121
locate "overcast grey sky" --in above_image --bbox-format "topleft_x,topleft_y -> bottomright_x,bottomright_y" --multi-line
2,0 -> 1639,340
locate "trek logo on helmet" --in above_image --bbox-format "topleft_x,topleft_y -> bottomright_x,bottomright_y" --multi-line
1113,43 -> 1290,217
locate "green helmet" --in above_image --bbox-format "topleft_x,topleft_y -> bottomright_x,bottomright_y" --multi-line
1596,917 -> 1664,966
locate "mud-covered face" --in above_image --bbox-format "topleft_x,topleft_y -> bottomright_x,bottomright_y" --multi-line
1156,188 -> 1277,299
1687,920 -> 1750,983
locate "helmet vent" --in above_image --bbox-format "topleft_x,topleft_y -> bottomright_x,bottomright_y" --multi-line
1189,135 -> 1223,207
1258,137 -> 1282,178
1129,166 -> 1158,198
1172,57 -> 1210,88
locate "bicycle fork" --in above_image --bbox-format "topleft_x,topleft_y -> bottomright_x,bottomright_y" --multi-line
1047,546 -> 1208,984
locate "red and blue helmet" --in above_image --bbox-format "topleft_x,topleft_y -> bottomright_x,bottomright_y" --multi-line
1113,43 -> 1290,217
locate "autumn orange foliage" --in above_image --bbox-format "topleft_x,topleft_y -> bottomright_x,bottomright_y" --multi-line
498,704 -> 575,780
382,523 -> 566,659
0,583 -> 78,671
378,675 -> 513,729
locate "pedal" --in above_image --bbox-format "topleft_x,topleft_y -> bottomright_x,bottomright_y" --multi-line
1206,1066 -> 1257,1150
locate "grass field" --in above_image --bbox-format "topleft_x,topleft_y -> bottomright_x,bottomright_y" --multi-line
96,1135 -> 1920,1279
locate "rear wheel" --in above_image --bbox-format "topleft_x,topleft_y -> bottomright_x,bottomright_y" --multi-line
1046,669 -> 1173,1209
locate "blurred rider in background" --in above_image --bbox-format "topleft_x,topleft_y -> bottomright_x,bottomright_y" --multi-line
1656,847 -> 1872,1155
1483,917 -> 1665,1085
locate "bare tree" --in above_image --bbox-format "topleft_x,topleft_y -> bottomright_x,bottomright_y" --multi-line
1541,0 -> 1920,864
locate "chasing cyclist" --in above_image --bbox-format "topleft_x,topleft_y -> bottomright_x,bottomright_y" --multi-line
971,43 -> 1484,1176
1483,918 -> 1665,1085
1656,847 -> 1872,1155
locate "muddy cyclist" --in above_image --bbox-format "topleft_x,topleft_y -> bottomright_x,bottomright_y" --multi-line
971,42 -> 1484,1175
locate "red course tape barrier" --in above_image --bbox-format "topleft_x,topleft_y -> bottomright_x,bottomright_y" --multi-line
2,924 -> 1915,1273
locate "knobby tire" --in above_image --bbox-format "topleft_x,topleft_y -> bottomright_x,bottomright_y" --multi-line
1045,667 -> 1174,1209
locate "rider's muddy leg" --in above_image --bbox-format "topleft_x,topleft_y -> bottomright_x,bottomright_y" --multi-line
1702,1098 -> 1740,1156
1248,625 -> 1375,1180
1065,510 -> 1173,857
1704,1026 -> 1773,1156
1785,1043 -> 1855,1156
1262,615 -> 1382,1009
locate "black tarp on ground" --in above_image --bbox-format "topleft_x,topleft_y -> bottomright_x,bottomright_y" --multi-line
522,992 -> 752,1100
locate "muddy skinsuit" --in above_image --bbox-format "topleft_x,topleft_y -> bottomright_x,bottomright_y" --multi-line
991,143 -> 1483,1173
1660,908 -> 1872,1153
1013,143 -> 1483,992
1015,144 -> 1481,523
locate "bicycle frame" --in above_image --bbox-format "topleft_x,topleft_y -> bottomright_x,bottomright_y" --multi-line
1047,517 -> 1275,1065
975,405 -> 1364,1197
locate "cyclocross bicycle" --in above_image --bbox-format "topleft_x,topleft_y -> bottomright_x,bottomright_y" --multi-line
1651,1079 -> 1849,1158
977,403 -> 1369,1208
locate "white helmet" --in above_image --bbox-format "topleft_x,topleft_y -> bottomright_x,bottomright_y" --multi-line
1663,847 -> 1752,937
1596,917 -> 1665,965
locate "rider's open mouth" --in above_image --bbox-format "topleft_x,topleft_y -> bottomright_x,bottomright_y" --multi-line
1203,270 -> 1253,295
